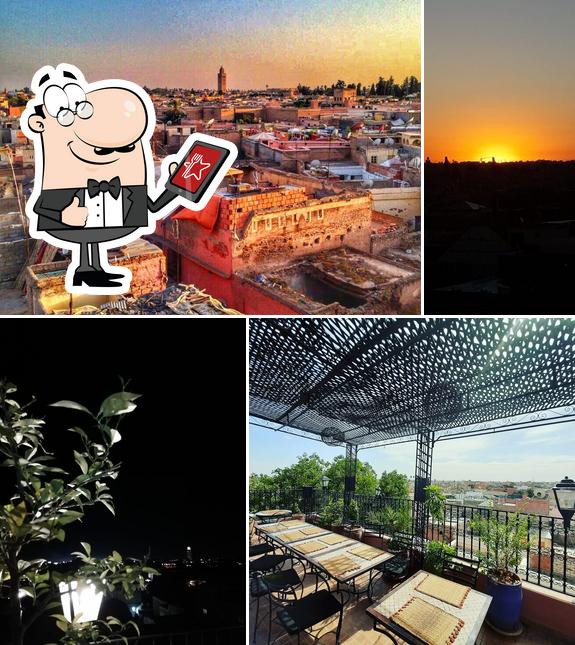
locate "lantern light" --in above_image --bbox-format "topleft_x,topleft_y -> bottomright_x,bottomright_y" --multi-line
59,579 -> 103,623
552,476 -> 575,530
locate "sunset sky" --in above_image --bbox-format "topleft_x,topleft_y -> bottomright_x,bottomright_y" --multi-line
1,0 -> 420,91
426,0 -> 575,161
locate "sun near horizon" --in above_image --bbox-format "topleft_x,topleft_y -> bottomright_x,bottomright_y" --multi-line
426,0 -> 575,163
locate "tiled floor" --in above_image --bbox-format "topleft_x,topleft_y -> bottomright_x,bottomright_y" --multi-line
249,560 -> 572,645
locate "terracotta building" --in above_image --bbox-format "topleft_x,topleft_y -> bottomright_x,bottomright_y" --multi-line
150,180 -> 419,315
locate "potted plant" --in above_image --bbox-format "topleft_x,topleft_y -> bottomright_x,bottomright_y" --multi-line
470,512 -> 533,635
424,484 -> 446,535
364,506 -> 411,548
291,501 -> 305,522
319,498 -> 344,531
345,499 -> 363,540
423,540 -> 456,575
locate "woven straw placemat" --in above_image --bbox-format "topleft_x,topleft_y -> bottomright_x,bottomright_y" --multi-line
257,509 -> 290,517
415,574 -> 471,609
391,597 -> 464,645
295,540 -> 329,555
263,520 -> 303,533
300,526 -> 325,536
319,533 -> 349,545
349,544 -> 384,560
280,530 -> 308,543
320,554 -> 361,577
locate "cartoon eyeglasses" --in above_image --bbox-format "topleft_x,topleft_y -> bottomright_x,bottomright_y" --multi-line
43,83 -> 94,126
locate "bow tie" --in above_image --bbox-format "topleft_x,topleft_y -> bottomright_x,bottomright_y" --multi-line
87,176 -> 121,199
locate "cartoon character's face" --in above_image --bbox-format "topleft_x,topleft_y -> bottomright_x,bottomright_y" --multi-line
28,82 -> 149,189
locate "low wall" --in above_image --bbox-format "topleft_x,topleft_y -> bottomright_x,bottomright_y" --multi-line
476,573 -> 575,640
370,186 -> 421,223
26,240 -> 166,314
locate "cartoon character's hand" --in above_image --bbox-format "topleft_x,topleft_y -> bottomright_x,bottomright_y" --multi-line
169,162 -> 178,175
62,196 -> 88,227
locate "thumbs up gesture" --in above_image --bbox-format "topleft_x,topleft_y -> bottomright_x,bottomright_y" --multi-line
62,196 -> 88,227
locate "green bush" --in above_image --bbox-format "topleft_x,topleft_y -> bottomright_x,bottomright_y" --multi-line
347,499 -> 360,524
469,512 -> 533,583
319,498 -> 344,527
367,505 -> 411,535
424,540 -> 456,575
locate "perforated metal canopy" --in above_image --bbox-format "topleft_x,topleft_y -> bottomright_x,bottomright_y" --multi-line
249,318 -> 575,446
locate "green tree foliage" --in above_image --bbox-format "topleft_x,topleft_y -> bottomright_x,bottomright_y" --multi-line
249,473 -> 276,491
378,470 -> 410,498
323,455 -> 378,495
271,453 -> 327,489
424,484 -> 446,523
0,380 -> 154,645
470,513 -> 533,583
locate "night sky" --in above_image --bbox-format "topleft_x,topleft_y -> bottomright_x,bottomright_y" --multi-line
0,319 -> 246,563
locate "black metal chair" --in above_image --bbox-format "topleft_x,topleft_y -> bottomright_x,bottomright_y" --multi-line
442,553 -> 479,589
272,572 -> 345,645
368,532 -> 413,601
250,542 -> 275,558
250,567 -> 304,644
249,553 -> 292,577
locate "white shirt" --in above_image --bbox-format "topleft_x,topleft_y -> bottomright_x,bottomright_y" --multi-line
84,188 -> 124,228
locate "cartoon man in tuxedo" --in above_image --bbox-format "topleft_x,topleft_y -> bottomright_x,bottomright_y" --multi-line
21,63 -> 236,294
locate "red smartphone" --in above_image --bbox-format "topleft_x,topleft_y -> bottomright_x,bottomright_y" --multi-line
166,139 -> 232,203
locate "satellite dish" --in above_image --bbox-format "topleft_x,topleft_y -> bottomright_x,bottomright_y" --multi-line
310,159 -> 321,168
361,180 -> 374,188
374,138 -> 381,145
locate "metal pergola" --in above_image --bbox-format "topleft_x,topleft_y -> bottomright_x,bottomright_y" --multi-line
249,318 -> 575,554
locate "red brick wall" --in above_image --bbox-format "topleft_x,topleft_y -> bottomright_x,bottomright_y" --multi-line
232,195 -> 372,270
179,258 -> 299,314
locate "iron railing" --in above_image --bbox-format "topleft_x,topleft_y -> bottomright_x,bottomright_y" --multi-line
250,489 -> 575,597
104,626 -> 244,644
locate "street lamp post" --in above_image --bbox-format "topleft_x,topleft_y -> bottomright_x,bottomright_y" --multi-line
322,475 -> 329,490
59,579 -> 103,624
553,475 -> 575,530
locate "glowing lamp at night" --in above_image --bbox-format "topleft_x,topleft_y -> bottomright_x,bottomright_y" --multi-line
59,580 -> 103,623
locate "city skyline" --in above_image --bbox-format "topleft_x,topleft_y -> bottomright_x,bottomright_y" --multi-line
426,0 -> 575,162
1,0 -> 420,91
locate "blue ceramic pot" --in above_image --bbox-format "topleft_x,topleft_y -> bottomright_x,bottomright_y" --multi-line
486,574 -> 523,634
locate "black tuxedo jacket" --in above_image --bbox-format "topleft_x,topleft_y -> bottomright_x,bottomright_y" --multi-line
32,185 -> 175,231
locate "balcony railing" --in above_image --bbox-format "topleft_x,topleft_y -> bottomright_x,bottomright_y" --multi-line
250,488 -> 575,597
105,626 -> 244,645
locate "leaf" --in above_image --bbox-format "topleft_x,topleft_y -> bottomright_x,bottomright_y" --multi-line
100,499 -> 115,515
58,510 -> 83,526
109,429 -> 122,444
55,620 -> 69,632
99,392 -> 139,418
49,401 -> 93,415
73,451 -> 88,475
81,542 -> 92,557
